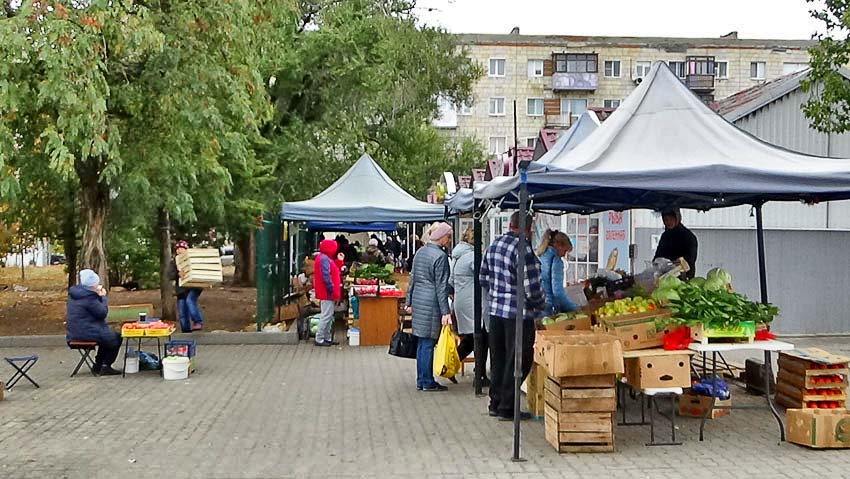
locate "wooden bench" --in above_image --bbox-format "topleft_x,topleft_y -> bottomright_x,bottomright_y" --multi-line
106,303 -> 155,325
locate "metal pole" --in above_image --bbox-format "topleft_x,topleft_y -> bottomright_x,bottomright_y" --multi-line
513,163 -> 529,462
473,202 -> 484,396
754,203 -> 768,304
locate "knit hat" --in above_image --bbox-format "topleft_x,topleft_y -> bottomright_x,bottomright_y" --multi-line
368,238 -> 379,247
428,222 -> 453,242
175,240 -> 189,250
79,269 -> 100,288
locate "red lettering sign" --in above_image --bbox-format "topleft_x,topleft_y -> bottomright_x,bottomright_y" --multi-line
608,211 -> 623,225
606,230 -> 626,241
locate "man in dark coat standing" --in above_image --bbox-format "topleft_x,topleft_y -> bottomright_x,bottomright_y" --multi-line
654,209 -> 698,279
66,269 -> 122,376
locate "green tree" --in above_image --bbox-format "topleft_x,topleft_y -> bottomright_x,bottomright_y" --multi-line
802,0 -> 850,132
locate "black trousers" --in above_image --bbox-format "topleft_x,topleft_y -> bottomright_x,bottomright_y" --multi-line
488,316 -> 536,417
94,331 -> 123,367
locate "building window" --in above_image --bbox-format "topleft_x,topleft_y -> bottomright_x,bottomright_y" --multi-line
458,101 -> 473,116
554,53 -> 598,73
603,99 -> 621,109
634,61 -> 651,78
750,61 -> 766,80
489,136 -> 507,155
489,97 -> 505,116
565,214 -> 602,282
604,60 -> 621,78
527,59 -> 544,77
715,61 -> 728,79
488,58 -> 506,77
527,98 -> 544,116
560,98 -> 587,122
668,61 -> 686,78
525,137 -> 537,148
783,62 -> 808,75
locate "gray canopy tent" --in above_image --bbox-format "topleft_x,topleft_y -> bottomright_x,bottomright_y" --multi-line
282,153 -> 446,223
473,62 -> 850,458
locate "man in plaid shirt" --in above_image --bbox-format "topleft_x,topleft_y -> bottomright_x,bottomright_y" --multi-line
480,212 -> 545,420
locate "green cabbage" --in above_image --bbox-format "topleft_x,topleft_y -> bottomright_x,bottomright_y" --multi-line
703,277 -> 727,291
658,276 -> 683,290
689,277 -> 706,287
651,288 -> 680,302
707,268 -> 732,285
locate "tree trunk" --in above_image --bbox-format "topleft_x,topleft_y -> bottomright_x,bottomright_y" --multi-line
158,208 -> 176,321
64,192 -> 78,289
233,232 -> 256,286
20,250 -> 24,281
78,172 -> 110,289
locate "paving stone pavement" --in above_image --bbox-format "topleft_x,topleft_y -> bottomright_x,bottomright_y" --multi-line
1,337 -> 849,479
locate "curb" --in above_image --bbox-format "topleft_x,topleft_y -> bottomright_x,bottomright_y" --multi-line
0,329 -> 299,348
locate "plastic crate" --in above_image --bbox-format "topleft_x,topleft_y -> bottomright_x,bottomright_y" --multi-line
121,328 -> 146,337
165,340 -> 196,358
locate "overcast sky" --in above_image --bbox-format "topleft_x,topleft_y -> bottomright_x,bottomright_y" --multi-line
416,0 -> 825,40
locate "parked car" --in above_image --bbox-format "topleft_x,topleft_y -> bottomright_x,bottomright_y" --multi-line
50,254 -> 66,265
220,246 -> 234,266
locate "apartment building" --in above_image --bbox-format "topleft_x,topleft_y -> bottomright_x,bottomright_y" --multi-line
434,31 -> 813,155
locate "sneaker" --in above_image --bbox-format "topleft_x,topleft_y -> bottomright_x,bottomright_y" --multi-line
498,411 -> 533,421
421,384 -> 448,392
99,366 -> 122,376
448,376 -> 458,384
191,322 -> 203,331
91,365 -> 102,376
488,409 -> 500,417
314,341 -> 332,347
323,340 -> 339,346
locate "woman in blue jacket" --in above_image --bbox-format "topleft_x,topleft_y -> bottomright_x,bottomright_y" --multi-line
536,230 -> 578,316
66,269 -> 122,376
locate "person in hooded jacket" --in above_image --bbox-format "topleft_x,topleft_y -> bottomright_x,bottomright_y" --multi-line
66,269 -> 122,376
536,230 -> 578,316
450,227 -> 490,386
314,239 -> 342,347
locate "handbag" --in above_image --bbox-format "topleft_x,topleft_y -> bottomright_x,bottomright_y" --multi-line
388,317 -> 418,359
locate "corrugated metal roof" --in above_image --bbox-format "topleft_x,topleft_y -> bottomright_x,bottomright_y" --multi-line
716,67 -> 850,121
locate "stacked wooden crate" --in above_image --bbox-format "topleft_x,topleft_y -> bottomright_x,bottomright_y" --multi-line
543,374 -> 617,453
177,248 -> 223,288
775,348 -> 848,410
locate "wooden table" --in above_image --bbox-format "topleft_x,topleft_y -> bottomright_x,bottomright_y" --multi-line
357,296 -> 400,346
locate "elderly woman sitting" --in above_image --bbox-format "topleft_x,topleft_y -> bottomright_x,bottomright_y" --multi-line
66,269 -> 122,376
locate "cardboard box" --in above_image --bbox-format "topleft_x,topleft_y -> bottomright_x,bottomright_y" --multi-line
534,330 -> 625,378
601,310 -> 672,351
690,321 -> 755,344
787,408 -> 850,449
624,352 -> 691,389
542,315 -> 592,332
677,391 -> 731,419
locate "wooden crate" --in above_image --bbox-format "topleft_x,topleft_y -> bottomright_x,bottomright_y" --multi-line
544,404 -> 614,453
544,377 -> 616,413
177,248 -> 223,287
776,380 -> 846,402
690,321 -> 755,345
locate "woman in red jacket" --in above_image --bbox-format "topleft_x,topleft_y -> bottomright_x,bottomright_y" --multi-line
314,239 -> 342,347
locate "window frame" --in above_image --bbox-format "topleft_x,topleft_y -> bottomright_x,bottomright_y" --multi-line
560,98 -> 588,122
604,59 -> 621,78
634,61 -> 652,78
527,59 -> 544,78
554,53 -> 599,74
603,99 -> 621,109
457,101 -> 473,116
488,136 -> 507,155
488,97 -> 506,116
668,61 -> 686,78
526,97 -> 544,117
563,213 -> 603,283
750,61 -> 766,80
488,58 -> 506,77
715,61 -> 729,79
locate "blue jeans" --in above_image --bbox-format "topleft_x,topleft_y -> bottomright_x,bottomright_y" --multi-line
416,336 -> 438,389
178,290 -> 203,332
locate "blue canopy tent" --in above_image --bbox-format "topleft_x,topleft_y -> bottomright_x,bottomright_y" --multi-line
474,62 -> 850,457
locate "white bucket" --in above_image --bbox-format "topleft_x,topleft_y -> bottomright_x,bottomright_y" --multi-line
348,328 -> 360,347
124,357 -> 139,374
162,356 -> 190,380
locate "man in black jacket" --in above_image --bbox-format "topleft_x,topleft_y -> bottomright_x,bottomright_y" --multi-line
654,209 -> 698,279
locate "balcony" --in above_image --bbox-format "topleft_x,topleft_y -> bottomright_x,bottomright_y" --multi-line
685,74 -> 715,92
552,72 -> 598,92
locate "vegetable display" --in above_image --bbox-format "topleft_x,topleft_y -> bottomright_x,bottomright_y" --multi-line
540,312 -> 589,326
352,263 -> 395,284
594,297 -> 658,319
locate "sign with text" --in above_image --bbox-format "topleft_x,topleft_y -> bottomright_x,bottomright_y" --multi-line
602,210 -> 631,272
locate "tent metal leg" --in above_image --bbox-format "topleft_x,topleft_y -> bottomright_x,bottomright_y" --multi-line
512,164 -> 529,462
754,204 -> 768,304
473,202 -> 484,396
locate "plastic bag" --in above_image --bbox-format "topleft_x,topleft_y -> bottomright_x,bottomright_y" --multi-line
433,325 -> 461,378
663,326 -> 692,350
139,351 -> 160,370
692,377 -> 730,400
